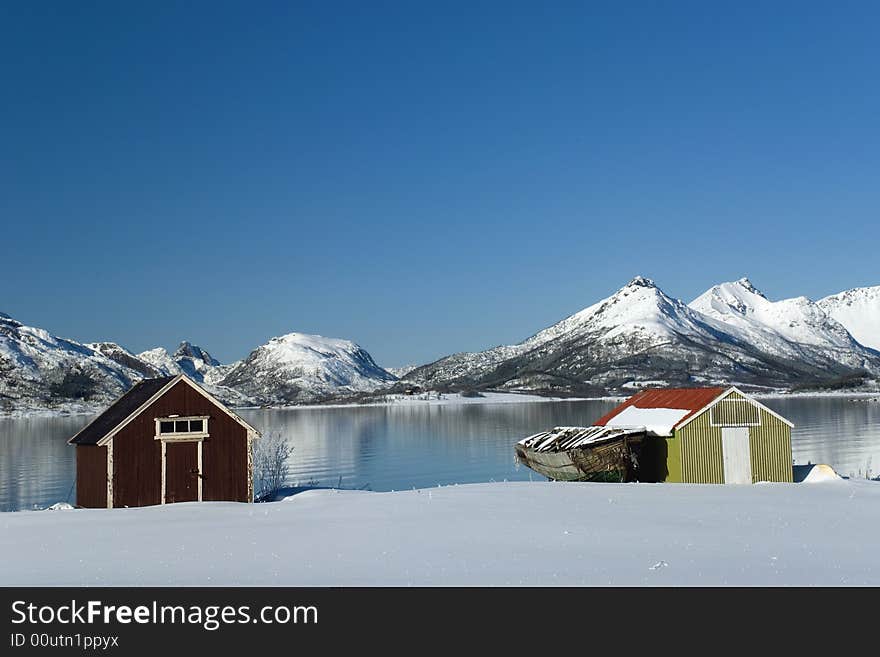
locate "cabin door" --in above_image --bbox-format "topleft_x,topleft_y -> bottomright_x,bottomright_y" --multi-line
164,442 -> 200,503
721,428 -> 752,484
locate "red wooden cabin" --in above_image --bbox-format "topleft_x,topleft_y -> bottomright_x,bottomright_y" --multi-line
69,374 -> 260,508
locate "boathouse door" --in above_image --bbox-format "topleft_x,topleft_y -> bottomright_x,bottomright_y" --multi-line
164,442 -> 200,503
721,427 -> 752,484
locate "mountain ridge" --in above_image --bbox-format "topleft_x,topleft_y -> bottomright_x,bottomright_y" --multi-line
217,332 -> 398,405
0,315 -> 395,413
401,277 -> 880,395
818,285 -> 880,352
2,276 -> 879,413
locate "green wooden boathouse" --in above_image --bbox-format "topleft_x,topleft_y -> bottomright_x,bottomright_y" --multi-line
595,387 -> 794,484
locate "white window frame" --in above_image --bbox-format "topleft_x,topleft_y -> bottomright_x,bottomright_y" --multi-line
709,399 -> 762,428
154,416 -> 210,441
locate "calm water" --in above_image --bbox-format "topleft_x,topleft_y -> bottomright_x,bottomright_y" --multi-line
1,397 -> 879,512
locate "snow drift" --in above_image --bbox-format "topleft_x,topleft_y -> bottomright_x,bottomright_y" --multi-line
1,480 -> 876,586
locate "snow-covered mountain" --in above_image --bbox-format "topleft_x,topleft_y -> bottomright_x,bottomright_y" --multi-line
818,285 -> 880,352
689,278 -> 878,373
138,341 -> 230,384
0,314 -> 149,412
0,311 -> 399,412
386,364 -> 418,378
4,275 -> 879,412
218,332 -> 398,404
403,277 -> 880,395
87,342 -> 165,378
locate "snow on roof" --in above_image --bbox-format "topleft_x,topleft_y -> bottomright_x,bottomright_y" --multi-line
595,387 -> 727,435
518,425 -> 644,453
600,406 -> 692,437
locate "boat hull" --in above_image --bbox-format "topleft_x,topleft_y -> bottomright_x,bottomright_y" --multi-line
515,437 -> 640,482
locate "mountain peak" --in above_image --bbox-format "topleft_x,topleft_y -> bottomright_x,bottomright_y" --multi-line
627,276 -> 656,289
690,279 -> 769,318
0,312 -> 22,328
173,341 -> 219,366
268,332 -> 361,352
219,331 -> 395,404
735,277 -> 766,298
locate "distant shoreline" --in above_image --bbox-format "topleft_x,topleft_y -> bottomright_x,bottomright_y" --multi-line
2,388 -> 878,419
259,391 -> 609,411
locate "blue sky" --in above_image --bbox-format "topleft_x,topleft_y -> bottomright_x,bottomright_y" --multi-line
2,1 -> 879,366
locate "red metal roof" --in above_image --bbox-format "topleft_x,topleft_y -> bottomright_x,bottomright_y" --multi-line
594,387 -> 728,428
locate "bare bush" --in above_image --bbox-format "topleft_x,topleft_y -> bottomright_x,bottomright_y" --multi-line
254,432 -> 294,501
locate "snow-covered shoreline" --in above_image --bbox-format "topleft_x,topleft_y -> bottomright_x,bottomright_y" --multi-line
1,480 -> 877,586
0,392 -> 596,418
3,388 -> 879,419
269,391 -> 603,410
752,390 -> 880,400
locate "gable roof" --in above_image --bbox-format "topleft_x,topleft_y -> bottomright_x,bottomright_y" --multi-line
674,385 -> 794,430
595,387 -> 727,432
68,376 -> 177,445
595,386 -> 794,434
68,374 -> 260,446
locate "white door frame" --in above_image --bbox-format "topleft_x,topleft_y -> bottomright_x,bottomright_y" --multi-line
160,438 -> 203,504
721,427 -> 752,484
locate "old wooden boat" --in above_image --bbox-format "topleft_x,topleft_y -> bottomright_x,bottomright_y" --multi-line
515,426 -> 646,482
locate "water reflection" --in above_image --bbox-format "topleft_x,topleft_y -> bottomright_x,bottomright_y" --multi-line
1,397 -> 878,511
771,397 -> 880,479
0,415 -> 93,512
239,400 -> 620,492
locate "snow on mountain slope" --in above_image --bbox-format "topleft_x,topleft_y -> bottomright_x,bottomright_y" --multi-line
818,285 -> 880,351
0,312 -> 251,412
87,342 -> 165,378
138,341 -> 228,384
407,278 -> 793,393
0,314 -> 148,411
404,277 -> 711,383
0,310 -> 396,411
386,364 -> 418,378
137,347 -> 178,374
219,332 -> 397,404
689,278 -> 878,372
406,277 -> 877,394
527,276 -> 718,344
4,277 -> 879,413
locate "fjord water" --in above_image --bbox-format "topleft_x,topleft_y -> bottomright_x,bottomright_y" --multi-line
1,397 -> 878,511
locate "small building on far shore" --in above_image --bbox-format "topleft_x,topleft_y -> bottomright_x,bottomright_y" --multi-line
68,374 -> 260,508
595,386 -> 793,484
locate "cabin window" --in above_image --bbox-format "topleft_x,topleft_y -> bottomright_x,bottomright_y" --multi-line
709,399 -> 761,427
155,416 -> 210,438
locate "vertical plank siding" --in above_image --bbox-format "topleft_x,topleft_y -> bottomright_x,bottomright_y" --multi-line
675,390 -> 792,484
678,413 -> 725,484
202,414 -> 249,503
665,434 -> 682,483
75,445 -> 108,508
749,413 -> 794,483
709,397 -> 761,425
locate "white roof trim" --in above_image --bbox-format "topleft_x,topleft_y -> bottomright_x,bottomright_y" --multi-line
68,374 -> 261,446
176,375 -> 262,438
673,386 -> 794,432
67,375 -> 181,446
